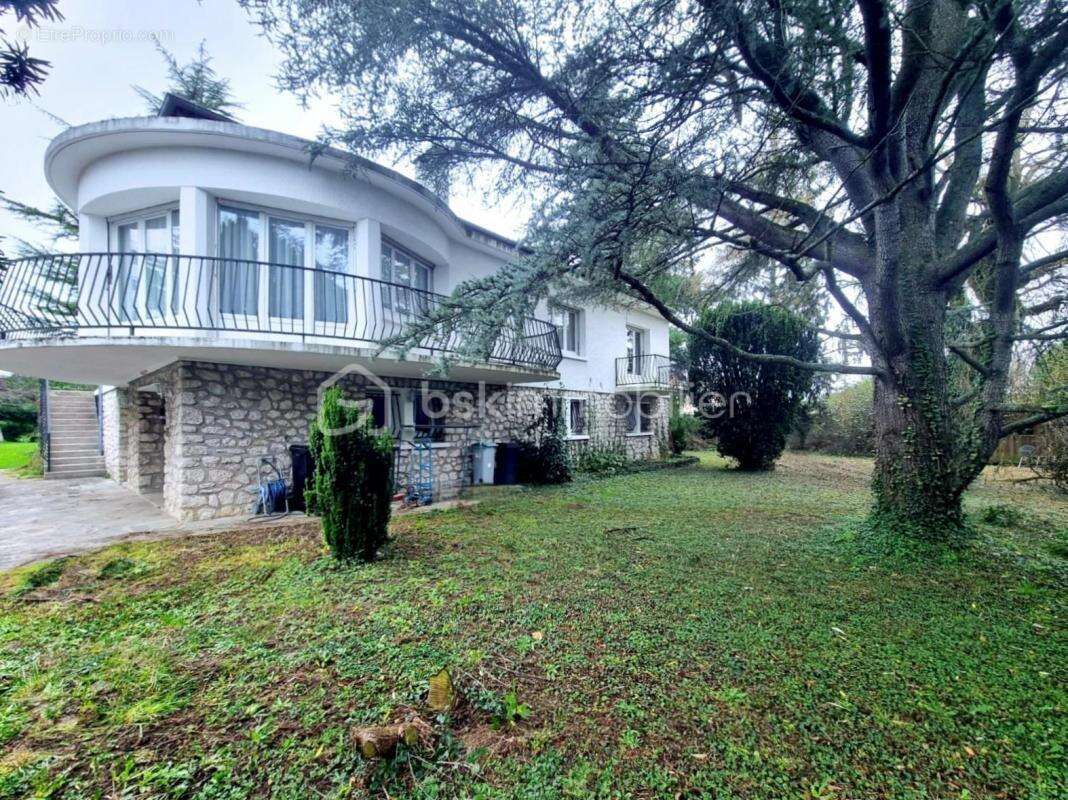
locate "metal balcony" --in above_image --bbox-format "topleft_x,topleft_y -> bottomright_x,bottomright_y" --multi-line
615,353 -> 677,392
0,253 -> 562,373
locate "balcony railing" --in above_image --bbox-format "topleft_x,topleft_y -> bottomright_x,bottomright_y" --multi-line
0,253 -> 562,372
615,353 -> 675,388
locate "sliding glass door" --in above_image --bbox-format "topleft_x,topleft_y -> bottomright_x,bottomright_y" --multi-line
111,209 -> 180,323
314,225 -> 351,324
216,203 -> 355,333
268,217 -> 305,324
217,206 -> 260,318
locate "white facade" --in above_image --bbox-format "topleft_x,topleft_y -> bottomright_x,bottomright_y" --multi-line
0,115 -> 669,390
0,113 -> 674,516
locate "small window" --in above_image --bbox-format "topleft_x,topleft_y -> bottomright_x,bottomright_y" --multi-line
551,303 -> 583,356
412,391 -> 446,443
568,399 -> 588,437
361,391 -> 402,437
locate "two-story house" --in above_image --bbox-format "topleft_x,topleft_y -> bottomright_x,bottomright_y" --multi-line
0,97 -> 672,520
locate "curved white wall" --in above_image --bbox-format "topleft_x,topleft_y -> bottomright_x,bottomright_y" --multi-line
48,118 -> 671,393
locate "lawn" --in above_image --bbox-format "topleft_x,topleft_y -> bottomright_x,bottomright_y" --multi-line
0,443 -> 38,476
0,452 -> 1064,799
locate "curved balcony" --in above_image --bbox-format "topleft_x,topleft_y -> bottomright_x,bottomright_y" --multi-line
615,353 -> 677,393
0,253 -> 561,383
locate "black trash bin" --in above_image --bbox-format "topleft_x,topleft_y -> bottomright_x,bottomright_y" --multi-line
288,444 -> 314,511
495,441 -> 521,485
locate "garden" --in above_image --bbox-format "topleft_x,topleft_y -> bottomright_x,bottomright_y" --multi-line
0,451 -> 1063,798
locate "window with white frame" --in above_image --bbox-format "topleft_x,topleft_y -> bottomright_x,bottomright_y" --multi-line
626,394 -> 656,435
551,303 -> 584,357
216,203 -> 354,324
568,398 -> 588,437
110,207 -> 180,320
380,240 -> 433,314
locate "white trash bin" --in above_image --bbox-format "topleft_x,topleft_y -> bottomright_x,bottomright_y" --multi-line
470,442 -> 498,485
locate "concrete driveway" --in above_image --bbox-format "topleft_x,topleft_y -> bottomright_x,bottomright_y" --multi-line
0,473 -> 177,570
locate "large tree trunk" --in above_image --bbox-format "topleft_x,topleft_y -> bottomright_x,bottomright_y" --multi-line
871,366 -> 967,539
866,201 -> 972,540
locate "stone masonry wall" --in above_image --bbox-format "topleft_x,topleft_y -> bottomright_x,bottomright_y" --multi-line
113,360 -> 669,521
126,390 -> 165,496
100,388 -> 127,482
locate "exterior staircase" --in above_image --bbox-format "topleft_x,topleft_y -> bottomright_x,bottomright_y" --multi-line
43,389 -> 106,479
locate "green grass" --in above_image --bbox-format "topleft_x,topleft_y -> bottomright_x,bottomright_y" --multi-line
0,442 -> 37,475
0,452 -> 1064,798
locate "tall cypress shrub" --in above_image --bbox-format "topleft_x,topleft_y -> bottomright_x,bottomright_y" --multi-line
308,387 -> 395,562
689,302 -> 819,470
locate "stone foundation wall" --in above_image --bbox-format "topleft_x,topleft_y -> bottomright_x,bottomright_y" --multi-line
100,388 -> 127,482
109,360 -> 669,521
126,390 -> 165,496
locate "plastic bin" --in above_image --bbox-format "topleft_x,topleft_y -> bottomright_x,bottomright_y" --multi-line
470,442 -> 497,485
495,441 -> 521,485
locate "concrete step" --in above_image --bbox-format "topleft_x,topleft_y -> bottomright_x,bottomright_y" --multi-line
44,469 -> 107,480
50,435 -> 100,445
49,459 -> 106,471
51,448 -> 103,459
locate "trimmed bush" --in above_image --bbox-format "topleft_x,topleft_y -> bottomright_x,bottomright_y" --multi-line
308,387 -> 395,562
689,301 -> 819,470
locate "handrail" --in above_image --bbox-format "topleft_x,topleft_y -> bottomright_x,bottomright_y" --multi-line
615,353 -> 674,387
0,252 -> 562,372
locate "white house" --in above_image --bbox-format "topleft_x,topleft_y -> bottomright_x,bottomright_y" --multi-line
0,97 -> 672,520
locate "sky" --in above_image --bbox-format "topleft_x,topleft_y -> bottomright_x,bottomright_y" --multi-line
0,0 -> 520,251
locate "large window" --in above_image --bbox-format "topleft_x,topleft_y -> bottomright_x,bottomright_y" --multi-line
380,240 -> 433,314
111,208 -> 180,320
551,303 -> 584,357
216,203 -> 354,325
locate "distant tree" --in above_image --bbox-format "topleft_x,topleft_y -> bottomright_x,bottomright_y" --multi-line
2,40 -> 242,262
0,192 -> 78,256
0,0 -> 61,97
134,38 -> 241,117
690,302 -> 820,470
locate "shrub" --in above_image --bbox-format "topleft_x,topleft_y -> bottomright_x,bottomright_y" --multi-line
575,441 -> 632,476
517,399 -> 571,485
807,380 -> 875,456
667,397 -> 699,456
0,400 -> 37,442
689,301 -> 819,470
308,387 -> 395,562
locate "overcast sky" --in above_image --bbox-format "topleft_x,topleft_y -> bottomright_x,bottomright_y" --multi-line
0,0 -> 521,252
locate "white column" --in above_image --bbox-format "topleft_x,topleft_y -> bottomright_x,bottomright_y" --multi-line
354,218 -> 382,341
178,187 -> 211,255
76,214 -> 109,327
354,218 -> 381,279
178,187 -> 212,326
